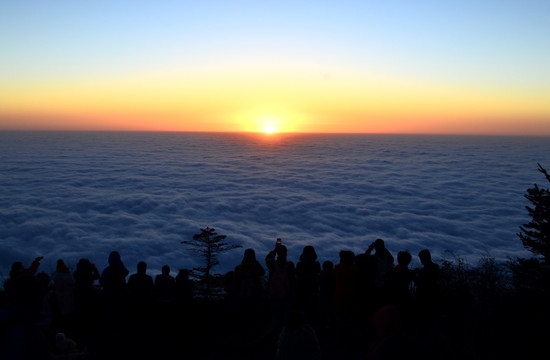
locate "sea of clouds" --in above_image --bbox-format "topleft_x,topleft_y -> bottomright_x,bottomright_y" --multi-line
1,131 -> 548,280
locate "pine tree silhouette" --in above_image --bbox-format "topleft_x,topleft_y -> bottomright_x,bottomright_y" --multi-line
182,227 -> 241,299
518,163 -> 550,264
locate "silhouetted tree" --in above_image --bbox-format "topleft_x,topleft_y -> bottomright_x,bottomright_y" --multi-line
518,163 -> 550,264
182,227 -> 241,300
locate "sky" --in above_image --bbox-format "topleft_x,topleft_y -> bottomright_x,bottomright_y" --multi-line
1,0 -> 549,134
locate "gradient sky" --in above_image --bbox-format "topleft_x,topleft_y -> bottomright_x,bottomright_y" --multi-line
1,0 -> 549,134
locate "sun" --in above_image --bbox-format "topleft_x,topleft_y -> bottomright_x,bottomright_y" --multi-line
234,107 -> 305,133
263,125 -> 276,134
257,116 -> 283,134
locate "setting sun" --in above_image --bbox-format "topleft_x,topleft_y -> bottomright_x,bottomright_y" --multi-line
263,125 -> 276,134
258,116 -> 283,134
232,108 -> 305,133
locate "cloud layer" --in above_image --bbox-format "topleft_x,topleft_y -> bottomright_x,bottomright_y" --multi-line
1,132 -> 548,279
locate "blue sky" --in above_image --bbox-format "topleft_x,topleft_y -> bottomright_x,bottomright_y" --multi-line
2,0 -> 548,83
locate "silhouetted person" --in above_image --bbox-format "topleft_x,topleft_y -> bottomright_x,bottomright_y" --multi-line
295,246 -> 321,325
415,249 -> 440,313
127,261 -> 155,308
0,262 -> 51,359
333,251 -> 356,316
73,259 -> 100,298
53,260 -> 75,314
52,259 -> 76,333
333,250 -> 357,343
155,265 -> 176,332
72,258 -> 100,348
384,251 -> 414,316
366,239 -> 394,307
175,269 -> 194,307
155,265 -> 176,304
73,258 -> 100,314
366,239 -> 394,285
355,250 -> 378,322
317,260 -> 335,336
234,248 -> 266,332
4,257 -> 43,295
99,251 -> 129,337
100,251 -> 129,299
266,243 -> 296,343
126,261 -> 155,351
234,248 -> 265,304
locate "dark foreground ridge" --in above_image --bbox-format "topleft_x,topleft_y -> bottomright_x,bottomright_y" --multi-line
1,241 -> 550,360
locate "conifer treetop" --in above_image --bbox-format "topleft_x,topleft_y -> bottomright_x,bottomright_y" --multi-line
518,163 -> 550,263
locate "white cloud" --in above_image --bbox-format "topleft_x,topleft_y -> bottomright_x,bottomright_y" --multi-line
0,132 -> 547,282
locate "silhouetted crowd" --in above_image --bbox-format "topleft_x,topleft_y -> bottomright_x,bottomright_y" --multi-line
2,237 -> 541,359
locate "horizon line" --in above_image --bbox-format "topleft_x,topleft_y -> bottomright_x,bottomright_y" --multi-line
1,129 -> 550,138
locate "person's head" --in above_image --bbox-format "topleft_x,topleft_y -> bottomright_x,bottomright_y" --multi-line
56,259 -> 69,273
76,258 -> 92,273
243,248 -> 256,263
300,245 -> 317,262
10,261 -> 25,279
374,239 -> 385,251
162,265 -> 170,275
137,261 -> 147,274
322,260 -> 334,273
397,251 -> 412,267
177,269 -> 190,280
339,250 -> 355,265
418,249 -> 432,265
276,245 -> 288,259
108,251 -> 122,266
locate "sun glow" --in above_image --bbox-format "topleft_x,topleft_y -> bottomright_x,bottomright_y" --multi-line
232,107 -> 308,133
263,125 -> 276,134
258,116 -> 283,134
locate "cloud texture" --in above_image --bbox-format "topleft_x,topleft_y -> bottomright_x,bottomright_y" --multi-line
1,132 -> 548,279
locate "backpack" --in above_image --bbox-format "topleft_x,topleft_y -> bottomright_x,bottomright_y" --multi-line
269,262 -> 290,299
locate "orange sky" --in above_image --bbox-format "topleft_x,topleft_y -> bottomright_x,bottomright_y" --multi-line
1,67 -> 549,134
1,2 -> 549,135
